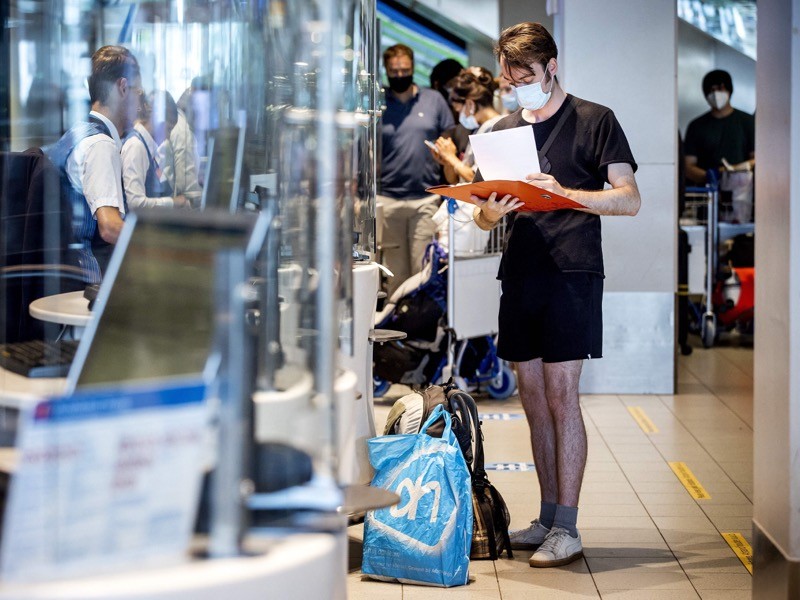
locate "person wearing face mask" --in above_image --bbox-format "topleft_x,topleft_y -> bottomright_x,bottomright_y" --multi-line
684,70 -> 755,186
469,22 -> 640,568
379,44 -> 454,295
121,90 -> 189,209
429,58 -> 471,158
429,66 -> 502,184
429,67 -> 500,255
495,74 -> 520,115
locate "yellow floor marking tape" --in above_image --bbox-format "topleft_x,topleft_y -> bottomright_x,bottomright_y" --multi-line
668,461 -> 711,499
722,532 -> 753,574
627,406 -> 659,434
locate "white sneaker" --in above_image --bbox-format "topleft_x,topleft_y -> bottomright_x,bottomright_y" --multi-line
529,527 -> 583,567
509,519 -> 551,550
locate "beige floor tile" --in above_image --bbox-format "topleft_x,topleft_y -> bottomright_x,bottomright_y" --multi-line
347,576 -> 403,599
651,516 -> 718,534
697,591 -> 751,600
687,572 -> 753,590
497,569 -> 600,596
696,491 -> 751,505
637,492 -> 698,506
578,504 -> 649,518
678,554 -> 750,574
578,516 -> 656,530
630,481 -> 691,495
402,585 -> 502,599
709,516 -> 753,533
583,540 -> 672,559
600,591 -> 700,600
502,592 -> 601,600
581,528 -> 667,545
699,504 -> 752,518
644,503 -> 706,518
579,492 -> 643,506
586,557 -> 694,592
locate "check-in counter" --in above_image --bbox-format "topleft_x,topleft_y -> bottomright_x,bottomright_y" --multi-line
0,534 -> 343,600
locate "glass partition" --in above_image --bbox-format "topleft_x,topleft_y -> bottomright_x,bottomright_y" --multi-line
1,0 -> 379,561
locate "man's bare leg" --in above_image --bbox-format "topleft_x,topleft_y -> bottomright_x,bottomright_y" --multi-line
543,359 -> 586,507
517,358 -> 557,505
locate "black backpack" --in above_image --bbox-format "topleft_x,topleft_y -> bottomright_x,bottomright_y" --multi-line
418,382 -> 513,560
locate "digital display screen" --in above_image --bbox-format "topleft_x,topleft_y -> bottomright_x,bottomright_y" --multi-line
377,1 -> 469,86
72,213 -> 256,388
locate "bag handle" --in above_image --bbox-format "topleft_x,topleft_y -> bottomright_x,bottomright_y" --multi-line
420,404 -> 452,439
447,390 -> 484,475
538,96 -> 575,174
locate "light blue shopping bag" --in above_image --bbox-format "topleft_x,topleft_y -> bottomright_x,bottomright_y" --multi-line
362,405 -> 473,587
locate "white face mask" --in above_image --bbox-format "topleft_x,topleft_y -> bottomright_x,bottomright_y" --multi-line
500,92 -> 519,112
514,71 -> 553,111
459,108 -> 479,130
707,90 -> 730,111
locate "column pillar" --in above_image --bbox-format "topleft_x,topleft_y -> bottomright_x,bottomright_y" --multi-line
752,1 -> 800,597
554,0 -> 678,393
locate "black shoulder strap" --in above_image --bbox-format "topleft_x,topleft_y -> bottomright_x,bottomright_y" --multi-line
538,96 -> 576,173
447,389 -> 483,474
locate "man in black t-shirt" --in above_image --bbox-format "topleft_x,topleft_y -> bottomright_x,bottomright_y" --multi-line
471,22 -> 640,568
684,70 -> 755,185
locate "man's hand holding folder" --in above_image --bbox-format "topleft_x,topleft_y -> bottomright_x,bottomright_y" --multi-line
425,126 -> 584,213
425,178 -> 584,213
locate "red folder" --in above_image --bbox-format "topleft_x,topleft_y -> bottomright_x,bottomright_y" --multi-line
426,180 -> 583,213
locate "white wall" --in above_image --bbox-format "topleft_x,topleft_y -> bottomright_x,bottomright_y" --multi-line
558,0 -> 677,393
499,0 -> 551,32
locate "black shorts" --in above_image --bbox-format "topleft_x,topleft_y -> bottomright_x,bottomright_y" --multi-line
497,270 -> 603,363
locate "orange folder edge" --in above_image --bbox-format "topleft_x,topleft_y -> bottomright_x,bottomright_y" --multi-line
426,180 -> 583,213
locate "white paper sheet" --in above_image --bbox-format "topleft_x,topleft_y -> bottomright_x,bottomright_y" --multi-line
469,126 -> 540,181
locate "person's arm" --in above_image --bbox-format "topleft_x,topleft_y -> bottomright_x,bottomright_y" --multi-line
80,137 -> 128,236
684,155 -> 708,185
435,137 -> 474,183
95,206 -> 125,244
525,162 -> 640,216
121,138 -> 175,209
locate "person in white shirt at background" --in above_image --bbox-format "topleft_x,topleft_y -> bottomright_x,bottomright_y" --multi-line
160,109 -> 203,205
121,90 -> 189,209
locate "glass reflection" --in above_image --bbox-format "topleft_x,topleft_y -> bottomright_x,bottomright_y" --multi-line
1,0 -> 378,491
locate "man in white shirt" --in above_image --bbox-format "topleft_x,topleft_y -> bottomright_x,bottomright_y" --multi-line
121,90 -> 189,209
44,45 -> 142,282
162,110 -> 203,204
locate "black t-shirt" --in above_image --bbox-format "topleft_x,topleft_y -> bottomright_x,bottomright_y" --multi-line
684,109 -> 754,172
475,95 -> 637,278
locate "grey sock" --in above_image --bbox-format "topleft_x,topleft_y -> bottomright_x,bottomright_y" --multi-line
539,501 -> 557,529
553,504 -> 579,537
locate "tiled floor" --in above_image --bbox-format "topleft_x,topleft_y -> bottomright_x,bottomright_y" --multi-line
348,336 -> 754,599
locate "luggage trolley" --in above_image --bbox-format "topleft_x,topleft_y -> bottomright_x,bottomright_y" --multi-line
683,174 -> 720,348
443,198 -> 516,398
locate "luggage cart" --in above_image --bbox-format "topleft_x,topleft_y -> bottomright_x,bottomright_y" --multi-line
683,174 -> 720,348
442,198 -> 516,398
